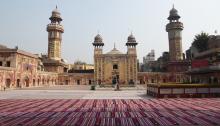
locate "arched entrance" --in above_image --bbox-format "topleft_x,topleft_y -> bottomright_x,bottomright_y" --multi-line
6,79 -> 11,88
65,80 -> 68,85
38,79 -> 40,86
89,80 -> 92,85
33,79 -> 35,86
112,75 -> 119,85
24,77 -> 29,87
77,80 -> 80,85
16,79 -> 20,88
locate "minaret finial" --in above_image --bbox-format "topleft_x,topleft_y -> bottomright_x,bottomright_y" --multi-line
114,43 -> 116,49
56,5 -> 57,9
97,30 -> 100,34
172,4 -> 174,8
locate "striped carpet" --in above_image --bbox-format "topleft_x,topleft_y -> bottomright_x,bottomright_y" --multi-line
0,98 -> 220,126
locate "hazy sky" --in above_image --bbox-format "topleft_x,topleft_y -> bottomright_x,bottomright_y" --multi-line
0,0 -> 220,64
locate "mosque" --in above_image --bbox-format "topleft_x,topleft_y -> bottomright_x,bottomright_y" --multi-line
93,33 -> 138,85
0,6 -> 189,89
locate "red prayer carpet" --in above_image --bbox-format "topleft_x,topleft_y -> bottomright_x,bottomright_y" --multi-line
0,98 -> 220,126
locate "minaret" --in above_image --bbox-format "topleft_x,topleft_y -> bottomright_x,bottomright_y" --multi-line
47,6 -> 64,61
126,33 -> 138,55
92,34 -> 104,84
92,34 -> 104,55
166,5 -> 183,61
126,33 -> 138,84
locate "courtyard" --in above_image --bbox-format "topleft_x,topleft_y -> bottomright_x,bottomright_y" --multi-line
0,86 -> 220,126
0,85 -> 148,99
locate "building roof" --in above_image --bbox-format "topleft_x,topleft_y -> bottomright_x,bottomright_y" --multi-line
194,48 -> 220,59
0,44 -> 8,49
0,46 -> 38,58
42,58 -> 67,66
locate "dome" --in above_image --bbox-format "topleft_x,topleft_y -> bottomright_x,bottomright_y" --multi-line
127,33 -> 136,43
92,34 -> 104,46
94,34 -> 103,43
170,7 -> 178,15
50,6 -> 62,21
106,47 -> 123,55
51,9 -> 61,17
168,6 -> 180,20
52,6 -> 60,13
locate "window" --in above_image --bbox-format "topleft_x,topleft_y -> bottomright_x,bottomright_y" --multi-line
89,80 -> 92,85
64,68 -> 68,72
113,64 -> 118,69
0,61 -> 2,66
151,79 -> 154,83
6,61 -> 10,67
77,80 -> 80,85
65,80 -> 68,85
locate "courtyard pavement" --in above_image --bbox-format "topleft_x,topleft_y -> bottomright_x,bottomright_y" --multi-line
0,85 -> 149,99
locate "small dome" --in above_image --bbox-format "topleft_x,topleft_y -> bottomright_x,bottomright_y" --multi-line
168,6 -> 180,20
170,7 -> 178,15
52,6 -> 60,14
52,10 -> 61,17
127,34 -> 136,43
50,6 -> 62,21
94,34 -> 103,43
52,6 -> 60,13
106,48 -> 123,55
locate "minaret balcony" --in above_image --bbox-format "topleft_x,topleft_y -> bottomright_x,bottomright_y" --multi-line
166,22 -> 183,31
47,23 -> 64,32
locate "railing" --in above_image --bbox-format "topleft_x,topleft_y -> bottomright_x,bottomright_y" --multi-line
47,23 -> 64,32
147,83 -> 220,98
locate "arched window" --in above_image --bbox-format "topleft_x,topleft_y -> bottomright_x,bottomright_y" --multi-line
113,64 -> 118,69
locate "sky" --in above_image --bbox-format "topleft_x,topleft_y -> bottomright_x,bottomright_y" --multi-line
0,0 -> 220,64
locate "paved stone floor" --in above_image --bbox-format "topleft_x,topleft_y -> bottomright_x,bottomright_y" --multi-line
0,89 -> 148,100
0,85 -> 148,99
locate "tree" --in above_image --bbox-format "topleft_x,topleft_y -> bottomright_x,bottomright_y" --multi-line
192,32 -> 209,52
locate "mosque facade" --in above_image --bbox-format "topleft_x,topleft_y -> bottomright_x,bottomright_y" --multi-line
93,34 -> 138,85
